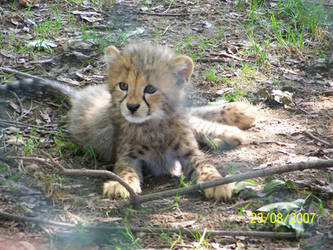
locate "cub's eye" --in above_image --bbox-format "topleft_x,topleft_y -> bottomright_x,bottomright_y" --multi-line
118,82 -> 128,91
144,85 -> 157,94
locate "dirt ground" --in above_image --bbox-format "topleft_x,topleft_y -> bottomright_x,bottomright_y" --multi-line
0,0 -> 333,249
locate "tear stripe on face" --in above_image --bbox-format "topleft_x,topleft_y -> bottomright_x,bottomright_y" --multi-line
142,95 -> 151,115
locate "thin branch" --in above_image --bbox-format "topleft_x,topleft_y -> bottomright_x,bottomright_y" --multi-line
197,58 -> 226,63
304,131 -> 333,147
0,66 -> 47,82
137,11 -> 189,17
7,155 -> 137,199
210,51 -> 244,61
198,53 -> 247,63
0,118 -> 64,132
0,118 -> 57,128
130,160 -> 333,206
251,140 -> 294,147
0,211 -> 310,239
322,90 -> 333,96
9,90 -> 23,115
310,90 -> 333,97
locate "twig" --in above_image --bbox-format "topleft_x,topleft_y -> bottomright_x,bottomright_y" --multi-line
229,200 -> 254,209
138,11 -> 189,17
7,154 -> 137,199
322,90 -> 333,96
251,140 -> 294,147
130,160 -> 333,206
0,211 -> 310,239
162,24 -> 171,36
197,58 -> 226,63
0,66 -> 47,82
198,53 -> 247,63
304,131 -> 333,147
210,51 -> 243,61
17,102 -> 33,122
30,59 -> 54,65
0,118 -> 56,128
0,119 -> 67,136
9,91 -> 23,115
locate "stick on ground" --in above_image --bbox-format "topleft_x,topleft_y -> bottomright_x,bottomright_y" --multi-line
7,154 -> 138,199
0,66 -> 49,82
130,160 -> 333,206
0,211 -> 310,239
138,11 -> 189,17
304,131 -> 333,147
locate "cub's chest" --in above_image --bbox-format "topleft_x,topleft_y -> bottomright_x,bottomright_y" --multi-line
125,122 -> 176,147
131,143 -> 182,176
123,122 -> 186,176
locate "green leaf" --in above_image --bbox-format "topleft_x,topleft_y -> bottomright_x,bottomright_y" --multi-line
27,39 -> 57,50
258,202 -> 300,212
234,179 -> 259,193
263,179 -> 285,193
274,214 -> 305,234
285,180 -> 295,189
286,220 -> 304,234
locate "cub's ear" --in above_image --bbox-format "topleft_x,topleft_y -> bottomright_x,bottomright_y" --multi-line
104,45 -> 121,68
170,55 -> 194,83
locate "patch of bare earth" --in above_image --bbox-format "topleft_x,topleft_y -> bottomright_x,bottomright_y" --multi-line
0,0 -> 332,249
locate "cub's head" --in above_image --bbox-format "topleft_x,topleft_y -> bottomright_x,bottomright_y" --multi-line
104,43 -> 193,124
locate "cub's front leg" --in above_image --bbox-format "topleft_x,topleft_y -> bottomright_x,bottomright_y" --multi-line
195,160 -> 234,201
175,127 -> 234,201
103,156 -> 142,199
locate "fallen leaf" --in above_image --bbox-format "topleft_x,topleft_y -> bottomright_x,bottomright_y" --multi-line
39,111 -> 51,123
258,200 -> 304,212
72,51 -> 91,60
9,101 -> 21,113
271,89 -> 293,105
56,77 -> 81,86
216,87 -> 233,96
72,10 -> 103,22
81,15 -> 103,23
72,11 -> 101,16
27,39 -> 57,50
5,135 -> 25,145
10,15 -> 23,27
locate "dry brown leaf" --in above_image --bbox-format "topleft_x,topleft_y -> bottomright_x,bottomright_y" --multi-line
39,111 -> 51,123
19,0 -> 38,7
72,10 -> 103,23
5,135 -> 25,145
8,101 -> 20,113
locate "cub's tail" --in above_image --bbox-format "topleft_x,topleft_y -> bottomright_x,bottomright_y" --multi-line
0,78 -> 75,101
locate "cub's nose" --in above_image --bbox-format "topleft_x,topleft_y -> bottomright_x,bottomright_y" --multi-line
127,103 -> 140,113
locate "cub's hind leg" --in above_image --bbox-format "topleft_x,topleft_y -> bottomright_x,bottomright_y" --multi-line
189,102 -> 257,130
189,116 -> 245,151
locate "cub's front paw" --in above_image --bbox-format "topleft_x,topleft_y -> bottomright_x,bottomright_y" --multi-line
103,179 -> 141,199
203,182 -> 235,201
197,163 -> 235,201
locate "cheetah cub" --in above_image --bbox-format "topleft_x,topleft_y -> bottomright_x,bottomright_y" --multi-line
88,43 -> 254,200
1,43 -> 256,201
